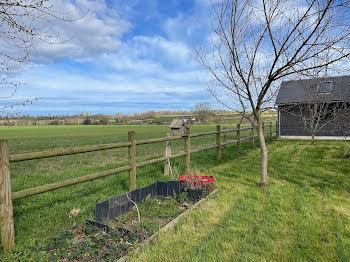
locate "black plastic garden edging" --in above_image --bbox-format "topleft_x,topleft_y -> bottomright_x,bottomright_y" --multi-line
95,180 -> 181,222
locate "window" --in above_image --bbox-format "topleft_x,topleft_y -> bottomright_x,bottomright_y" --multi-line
317,81 -> 333,93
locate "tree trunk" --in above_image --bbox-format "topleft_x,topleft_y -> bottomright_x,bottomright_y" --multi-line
311,133 -> 315,145
257,113 -> 268,186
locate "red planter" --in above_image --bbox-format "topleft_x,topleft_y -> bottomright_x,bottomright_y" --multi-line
178,175 -> 214,187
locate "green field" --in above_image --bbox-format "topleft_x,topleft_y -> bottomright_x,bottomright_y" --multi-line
0,124 -> 253,260
2,124 -> 347,261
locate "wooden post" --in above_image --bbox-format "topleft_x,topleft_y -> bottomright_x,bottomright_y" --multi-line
128,131 -> 136,191
250,122 -> 254,148
276,121 -> 278,136
0,140 -> 15,249
237,124 -> 241,151
269,121 -> 273,141
184,127 -> 191,175
164,133 -> 171,176
223,128 -> 227,152
216,125 -> 221,160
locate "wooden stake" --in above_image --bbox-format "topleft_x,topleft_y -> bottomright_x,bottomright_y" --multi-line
269,121 -> 273,141
223,128 -> 227,152
164,133 -> 171,176
184,127 -> 191,175
237,124 -> 241,151
276,121 -> 278,137
216,125 -> 221,160
250,123 -> 254,148
0,140 -> 15,249
128,131 -> 136,191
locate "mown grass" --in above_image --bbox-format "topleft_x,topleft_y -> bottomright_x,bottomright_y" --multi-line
0,124 -> 253,260
127,140 -> 350,262
6,125 -> 348,261
2,124 -> 252,186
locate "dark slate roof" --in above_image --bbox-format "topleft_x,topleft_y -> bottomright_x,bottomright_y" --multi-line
275,75 -> 350,104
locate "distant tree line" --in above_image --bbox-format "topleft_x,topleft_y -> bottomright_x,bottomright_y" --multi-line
0,108 -> 239,126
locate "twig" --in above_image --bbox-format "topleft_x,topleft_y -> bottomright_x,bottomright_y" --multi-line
126,193 -> 140,223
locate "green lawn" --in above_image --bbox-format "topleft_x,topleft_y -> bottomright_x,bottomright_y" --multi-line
127,140 -> 350,262
0,124 -> 250,260
1,124 -> 251,187
2,125 -> 346,261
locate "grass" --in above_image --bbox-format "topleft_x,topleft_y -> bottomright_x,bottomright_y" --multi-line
126,140 -> 350,262
1,124 -> 253,184
0,124 -> 251,260
4,123 -> 348,261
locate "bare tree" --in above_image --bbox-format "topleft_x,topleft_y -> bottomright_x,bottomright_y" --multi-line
194,102 -> 211,123
194,0 -> 350,186
0,1 -> 82,116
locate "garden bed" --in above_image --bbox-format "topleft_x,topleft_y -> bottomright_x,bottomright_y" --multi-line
44,181 -> 215,261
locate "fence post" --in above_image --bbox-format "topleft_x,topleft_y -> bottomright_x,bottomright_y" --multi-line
184,127 -> 191,175
269,121 -> 273,141
164,133 -> 171,176
223,127 -> 227,152
237,124 -> 241,151
250,122 -> 254,148
128,131 -> 136,191
216,125 -> 221,160
276,121 -> 278,137
0,140 -> 15,249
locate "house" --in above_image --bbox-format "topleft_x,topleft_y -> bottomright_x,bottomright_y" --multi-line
275,75 -> 350,139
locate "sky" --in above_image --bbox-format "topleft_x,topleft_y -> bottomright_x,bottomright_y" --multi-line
2,0 -> 215,115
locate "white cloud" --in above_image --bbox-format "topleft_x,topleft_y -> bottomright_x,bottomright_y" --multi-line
29,0 -> 131,63
97,34 -> 202,81
0,0 -> 215,115
4,64 -> 210,114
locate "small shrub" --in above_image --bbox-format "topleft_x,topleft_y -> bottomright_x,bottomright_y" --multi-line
174,191 -> 188,204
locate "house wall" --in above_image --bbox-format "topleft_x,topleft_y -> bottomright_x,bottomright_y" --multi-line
278,104 -> 350,136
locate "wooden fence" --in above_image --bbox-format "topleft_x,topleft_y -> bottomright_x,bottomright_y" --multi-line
0,121 -> 278,248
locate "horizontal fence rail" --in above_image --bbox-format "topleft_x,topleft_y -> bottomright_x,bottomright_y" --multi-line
9,142 -> 132,162
221,139 -> 239,147
136,152 -> 187,168
190,144 -> 219,154
136,135 -> 183,145
11,165 -> 132,200
0,121 -> 277,249
190,130 -> 218,137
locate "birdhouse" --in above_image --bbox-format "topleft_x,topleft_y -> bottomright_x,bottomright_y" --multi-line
169,119 -> 189,136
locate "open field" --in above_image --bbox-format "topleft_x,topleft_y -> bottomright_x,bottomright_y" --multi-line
7,124 -> 349,262
1,130 -> 349,261
0,123 -> 256,260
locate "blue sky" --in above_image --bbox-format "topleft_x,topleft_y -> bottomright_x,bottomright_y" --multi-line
2,0 -> 215,115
